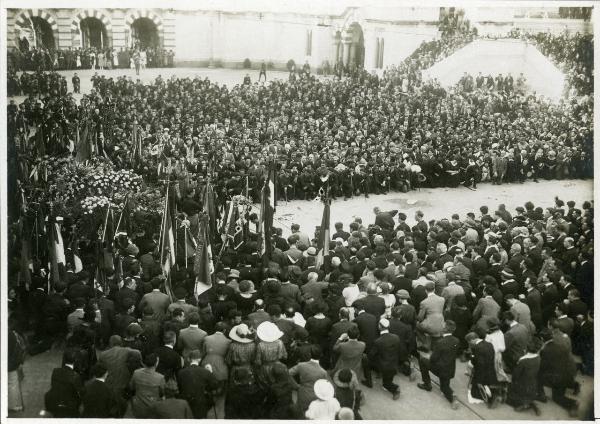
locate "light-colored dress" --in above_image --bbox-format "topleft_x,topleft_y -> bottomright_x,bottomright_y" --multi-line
305,398 -> 341,420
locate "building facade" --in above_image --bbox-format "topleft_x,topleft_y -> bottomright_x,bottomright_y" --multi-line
6,6 -> 592,72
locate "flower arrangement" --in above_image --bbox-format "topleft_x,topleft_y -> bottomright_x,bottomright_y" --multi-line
80,195 -> 111,215
231,195 -> 252,207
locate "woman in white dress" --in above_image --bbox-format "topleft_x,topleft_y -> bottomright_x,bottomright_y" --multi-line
76,52 -> 81,69
98,50 -> 105,70
113,48 -> 119,68
484,317 -> 509,383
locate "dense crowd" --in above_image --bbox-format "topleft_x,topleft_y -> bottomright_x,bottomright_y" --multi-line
5,23 -> 594,420
8,196 -> 594,418
7,31 -> 593,208
8,45 -> 175,72
505,29 -> 594,96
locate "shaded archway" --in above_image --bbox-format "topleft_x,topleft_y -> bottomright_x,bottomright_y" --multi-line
347,23 -> 365,68
29,17 -> 56,49
14,9 -> 58,51
80,17 -> 108,49
131,17 -> 160,49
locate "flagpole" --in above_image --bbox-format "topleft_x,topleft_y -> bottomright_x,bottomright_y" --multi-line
114,192 -> 130,237
184,226 -> 188,269
159,181 -> 170,273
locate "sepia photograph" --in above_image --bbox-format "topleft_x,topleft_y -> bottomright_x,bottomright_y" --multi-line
2,0 -> 596,421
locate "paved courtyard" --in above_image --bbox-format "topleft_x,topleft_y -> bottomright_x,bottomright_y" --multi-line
260,179 -> 594,238
9,66 -> 323,105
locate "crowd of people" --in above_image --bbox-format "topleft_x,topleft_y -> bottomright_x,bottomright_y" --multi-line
5,21 -> 594,420
503,29 -> 594,96
7,196 -> 594,418
8,45 -> 175,72
7,28 -> 593,207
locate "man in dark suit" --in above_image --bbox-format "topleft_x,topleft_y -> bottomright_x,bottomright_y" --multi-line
466,331 -> 498,406
155,331 -> 184,388
389,306 -> 415,375
115,277 -> 140,313
329,307 -> 358,349
151,393 -> 194,418
369,319 -> 401,399
177,350 -> 219,418
539,326 -> 579,416
417,321 -> 459,409
66,271 -> 94,303
353,304 -> 378,351
566,289 -> 588,321
373,207 -> 398,231
502,311 -> 530,372
554,303 -> 575,337
525,279 -> 543,330
81,363 -> 120,417
575,251 -> 593,306
355,284 -> 385,318
404,252 -> 419,281
98,335 -> 142,404
332,222 -> 351,241
540,277 -> 560,325
45,349 -> 84,418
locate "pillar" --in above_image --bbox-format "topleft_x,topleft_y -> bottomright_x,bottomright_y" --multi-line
342,40 -> 351,66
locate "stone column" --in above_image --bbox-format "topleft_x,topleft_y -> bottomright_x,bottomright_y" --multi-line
342,39 -> 351,66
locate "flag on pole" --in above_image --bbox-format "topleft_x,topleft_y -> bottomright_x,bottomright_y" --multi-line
202,180 -> 217,243
177,219 -> 197,263
75,120 -> 92,163
221,200 -> 244,251
315,200 -> 331,270
194,214 -> 214,296
259,165 -> 276,257
160,185 -> 176,299
114,192 -> 131,237
66,236 -> 83,274
48,218 -> 66,285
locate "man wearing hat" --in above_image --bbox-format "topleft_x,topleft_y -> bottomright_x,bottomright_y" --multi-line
417,320 -> 460,409
369,318 -> 401,399
395,289 -> 416,327
500,267 -> 519,298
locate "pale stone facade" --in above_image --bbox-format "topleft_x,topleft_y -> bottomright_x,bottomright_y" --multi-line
6,6 -> 591,72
